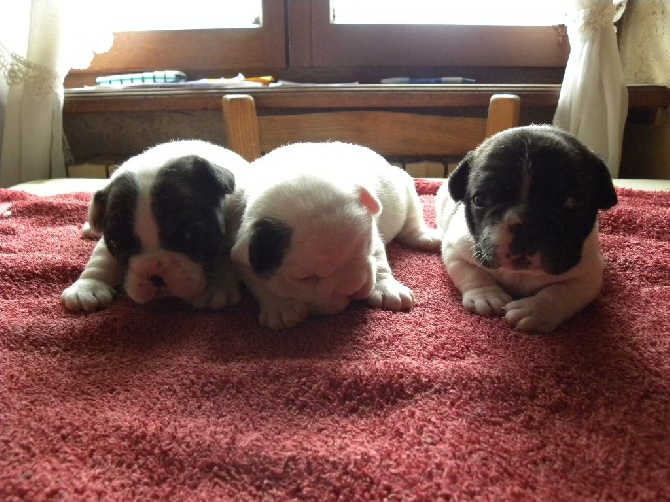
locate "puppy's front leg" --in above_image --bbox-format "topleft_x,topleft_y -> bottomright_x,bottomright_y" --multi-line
504,277 -> 601,332
237,268 -> 308,330
447,259 -> 512,317
191,253 -> 241,310
367,232 -> 415,310
61,238 -> 121,311
396,187 -> 442,251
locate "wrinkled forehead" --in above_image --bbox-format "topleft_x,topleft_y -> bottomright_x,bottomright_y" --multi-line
152,157 -> 227,208
471,132 -> 590,192
107,157 -> 225,212
283,219 -> 372,277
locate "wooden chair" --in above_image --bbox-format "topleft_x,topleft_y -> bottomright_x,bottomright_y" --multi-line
221,92 -> 520,164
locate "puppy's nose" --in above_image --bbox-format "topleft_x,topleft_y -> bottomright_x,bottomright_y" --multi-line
150,275 -> 166,289
509,224 -> 539,256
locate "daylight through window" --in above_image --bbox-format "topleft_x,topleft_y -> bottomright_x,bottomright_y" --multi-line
330,0 -> 568,26
105,0 -> 263,31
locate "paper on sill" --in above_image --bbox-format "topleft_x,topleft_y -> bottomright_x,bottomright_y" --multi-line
82,73 -> 264,91
269,80 -> 360,87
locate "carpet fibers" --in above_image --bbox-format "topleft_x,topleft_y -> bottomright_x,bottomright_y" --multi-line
1,181 -> 669,500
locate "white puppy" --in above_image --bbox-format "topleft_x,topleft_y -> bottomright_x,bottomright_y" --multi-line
229,141 -> 441,329
62,140 -> 248,311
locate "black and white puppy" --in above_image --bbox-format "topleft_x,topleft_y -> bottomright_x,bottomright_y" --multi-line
435,125 -> 618,332
62,140 -> 248,311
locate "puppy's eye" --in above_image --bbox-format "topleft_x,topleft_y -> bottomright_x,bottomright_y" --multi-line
106,238 -> 118,253
183,225 -> 205,242
471,193 -> 490,208
565,193 -> 586,210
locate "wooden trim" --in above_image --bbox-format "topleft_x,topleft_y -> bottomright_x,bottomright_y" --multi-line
64,85 -> 670,120
221,93 -> 521,159
287,0 -> 313,67
259,112 -> 490,157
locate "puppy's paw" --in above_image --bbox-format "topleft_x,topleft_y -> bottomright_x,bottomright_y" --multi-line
504,297 -> 564,333
191,282 -> 241,310
462,286 -> 512,317
401,227 -> 442,251
259,299 -> 309,330
80,222 -> 101,240
367,276 -> 415,310
61,279 -> 116,312
414,228 -> 443,251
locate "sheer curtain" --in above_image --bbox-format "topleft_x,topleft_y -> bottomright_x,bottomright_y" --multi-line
0,0 -> 112,188
553,0 -> 628,178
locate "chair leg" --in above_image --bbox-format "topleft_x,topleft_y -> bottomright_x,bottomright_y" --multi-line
486,94 -> 521,137
222,94 -> 262,162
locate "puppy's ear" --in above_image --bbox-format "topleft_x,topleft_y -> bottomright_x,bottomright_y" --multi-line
448,151 -> 473,202
209,164 -> 236,196
357,186 -> 381,216
190,156 -> 236,197
87,188 -> 108,235
587,153 -> 618,210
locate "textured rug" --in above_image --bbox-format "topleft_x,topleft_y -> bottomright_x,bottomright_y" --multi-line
1,180 -> 669,500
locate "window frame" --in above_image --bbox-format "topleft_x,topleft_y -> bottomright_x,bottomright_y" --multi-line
290,0 -> 569,68
65,0 -> 569,88
66,0 -> 286,88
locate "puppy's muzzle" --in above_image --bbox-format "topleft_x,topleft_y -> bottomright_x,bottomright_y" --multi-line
125,251 -> 208,304
150,275 -> 167,290
510,223 -> 538,253
506,224 -> 542,271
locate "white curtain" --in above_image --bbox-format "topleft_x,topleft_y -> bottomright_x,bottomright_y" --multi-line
553,0 -> 628,178
0,0 -> 112,188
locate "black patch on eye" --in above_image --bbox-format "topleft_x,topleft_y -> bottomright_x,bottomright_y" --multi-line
102,172 -> 141,267
152,155 -> 234,270
248,217 -> 292,277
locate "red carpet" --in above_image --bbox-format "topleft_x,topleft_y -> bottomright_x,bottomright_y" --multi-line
1,180 -> 669,500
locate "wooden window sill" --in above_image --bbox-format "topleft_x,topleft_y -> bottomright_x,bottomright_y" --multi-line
63,84 -> 669,125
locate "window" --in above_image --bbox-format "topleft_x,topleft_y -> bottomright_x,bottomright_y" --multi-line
65,0 -> 568,88
106,0 -> 263,31
298,1 -> 568,69
330,0 -> 567,26
66,0 -> 285,88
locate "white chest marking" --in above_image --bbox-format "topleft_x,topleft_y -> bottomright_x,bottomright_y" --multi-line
133,169 -> 161,251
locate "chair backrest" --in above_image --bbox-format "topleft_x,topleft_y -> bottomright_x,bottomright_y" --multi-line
221,92 -> 520,163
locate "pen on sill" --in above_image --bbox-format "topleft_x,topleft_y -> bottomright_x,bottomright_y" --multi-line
380,77 -> 476,84
244,76 -> 274,85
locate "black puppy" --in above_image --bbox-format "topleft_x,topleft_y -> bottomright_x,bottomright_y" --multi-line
435,125 -> 617,332
62,140 -> 248,311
